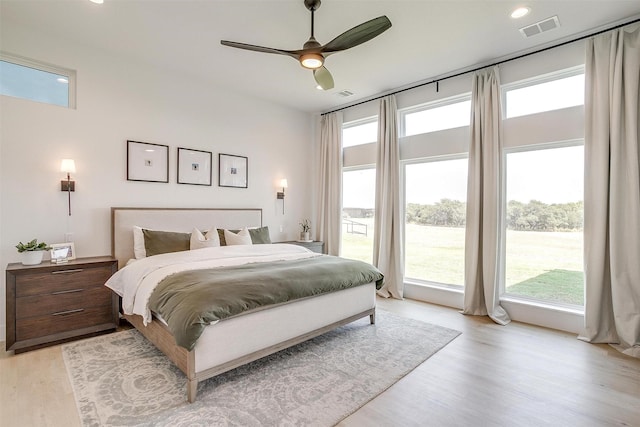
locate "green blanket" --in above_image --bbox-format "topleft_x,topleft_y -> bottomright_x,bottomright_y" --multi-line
149,255 -> 384,350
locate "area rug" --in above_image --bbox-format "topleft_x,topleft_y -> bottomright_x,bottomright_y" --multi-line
62,310 -> 460,426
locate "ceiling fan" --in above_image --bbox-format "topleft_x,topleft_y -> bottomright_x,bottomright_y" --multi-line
220,0 -> 392,91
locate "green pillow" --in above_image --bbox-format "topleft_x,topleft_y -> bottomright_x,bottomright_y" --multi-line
142,229 -> 191,257
217,227 -> 271,245
249,226 -> 271,244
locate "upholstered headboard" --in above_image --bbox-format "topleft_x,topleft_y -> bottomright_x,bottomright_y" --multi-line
111,207 -> 263,268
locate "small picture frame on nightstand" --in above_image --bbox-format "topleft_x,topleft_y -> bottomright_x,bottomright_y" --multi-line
50,242 -> 76,263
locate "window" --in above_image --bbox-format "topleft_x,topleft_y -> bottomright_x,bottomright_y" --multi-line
342,118 -> 377,148
0,53 -> 75,108
504,70 -> 584,119
404,157 -> 468,286
503,143 -> 584,307
401,97 -> 470,137
342,168 -> 376,263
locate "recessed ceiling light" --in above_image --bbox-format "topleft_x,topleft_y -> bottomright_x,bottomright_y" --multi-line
89,0 -> 104,4
511,7 -> 530,19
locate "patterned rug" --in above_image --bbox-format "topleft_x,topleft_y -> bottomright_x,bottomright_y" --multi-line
62,310 -> 460,426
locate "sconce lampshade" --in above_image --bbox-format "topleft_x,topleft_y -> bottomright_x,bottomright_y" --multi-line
60,159 -> 76,174
280,179 -> 288,189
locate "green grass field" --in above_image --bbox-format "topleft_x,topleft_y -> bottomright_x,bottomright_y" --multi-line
341,218 -> 584,306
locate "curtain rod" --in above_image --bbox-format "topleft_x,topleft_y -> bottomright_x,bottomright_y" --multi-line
321,17 -> 640,116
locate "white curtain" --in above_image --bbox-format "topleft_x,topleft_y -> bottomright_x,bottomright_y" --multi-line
580,26 -> 640,357
316,112 -> 343,256
462,67 -> 511,325
373,95 -> 404,299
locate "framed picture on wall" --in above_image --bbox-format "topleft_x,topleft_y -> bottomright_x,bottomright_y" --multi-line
218,153 -> 248,188
127,140 -> 169,183
177,147 -> 212,186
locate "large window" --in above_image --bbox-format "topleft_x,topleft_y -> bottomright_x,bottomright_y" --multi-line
503,143 -> 584,307
342,168 -> 376,263
0,53 -> 75,108
404,157 -> 468,286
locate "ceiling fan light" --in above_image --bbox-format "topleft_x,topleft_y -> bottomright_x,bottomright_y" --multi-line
300,53 -> 324,69
511,7 -> 530,19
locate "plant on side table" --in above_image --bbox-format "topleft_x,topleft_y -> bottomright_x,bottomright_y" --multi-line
299,219 -> 311,242
16,239 -> 51,265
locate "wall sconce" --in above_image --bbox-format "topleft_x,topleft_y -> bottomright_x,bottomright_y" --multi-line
60,159 -> 76,216
276,178 -> 287,214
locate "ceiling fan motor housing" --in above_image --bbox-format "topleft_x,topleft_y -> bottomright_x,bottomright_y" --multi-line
304,0 -> 321,12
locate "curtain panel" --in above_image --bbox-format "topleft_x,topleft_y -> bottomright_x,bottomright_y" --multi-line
316,112 -> 343,256
462,67 -> 511,325
581,25 -> 640,357
374,95 -> 404,299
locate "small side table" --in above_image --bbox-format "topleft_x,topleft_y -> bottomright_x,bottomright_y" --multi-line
279,240 -> 325,254
5,256 -> 118,353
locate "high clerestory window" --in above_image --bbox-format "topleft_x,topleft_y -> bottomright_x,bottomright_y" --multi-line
0,53 -> 76,108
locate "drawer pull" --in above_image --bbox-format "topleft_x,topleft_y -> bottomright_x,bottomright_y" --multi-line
51,289 -> 84,295
52,308 -> 84,316
52,269 -> 84,275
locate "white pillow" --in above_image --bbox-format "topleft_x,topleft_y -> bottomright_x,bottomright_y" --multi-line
190,227 -> 220,250
224,227 -> 253,246
133,226 -> 146,259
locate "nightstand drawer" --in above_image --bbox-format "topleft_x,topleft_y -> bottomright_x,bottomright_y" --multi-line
16,286 -> 112,319
15,266 -> 114,297
280,241 -> 325,254
16,305 -> 114,341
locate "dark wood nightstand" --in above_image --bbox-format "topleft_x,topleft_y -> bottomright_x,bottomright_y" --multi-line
280,241 -> 325,254
5,256 -> 118,354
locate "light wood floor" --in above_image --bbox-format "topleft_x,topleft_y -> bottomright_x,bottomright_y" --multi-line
2,298 -> 639,426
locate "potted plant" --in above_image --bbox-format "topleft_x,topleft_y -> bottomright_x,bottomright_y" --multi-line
299,219 -> 311,242
16,239 -> 51,265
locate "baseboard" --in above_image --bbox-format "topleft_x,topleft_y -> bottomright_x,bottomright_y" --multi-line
404,282 -> 584,334
501,298 -> 584,334
404,282 -> 463,309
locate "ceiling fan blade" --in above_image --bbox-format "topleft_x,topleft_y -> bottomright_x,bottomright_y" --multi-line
321,16 -> 392,54
313,66 -> 334,90
221,40 -> 299,60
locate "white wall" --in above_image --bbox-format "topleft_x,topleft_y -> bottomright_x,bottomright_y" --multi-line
0,21 -> 314,341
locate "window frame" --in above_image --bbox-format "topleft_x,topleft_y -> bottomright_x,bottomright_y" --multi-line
340,165 -> 377,262
402,153 -> 469,289
499,138 -> 585,310
501,65 -> 584,120
342,116 -> 378,149
0,51 -> 77,109
399,93 -> 471,138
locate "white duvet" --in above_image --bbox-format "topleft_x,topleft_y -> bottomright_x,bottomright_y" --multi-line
105,244 -> 319,325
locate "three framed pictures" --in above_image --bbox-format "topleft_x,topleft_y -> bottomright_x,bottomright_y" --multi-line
126,141 -> 247,188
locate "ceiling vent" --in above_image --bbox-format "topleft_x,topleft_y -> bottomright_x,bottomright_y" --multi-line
519,16 -> 560,38
337,90 -> 354,98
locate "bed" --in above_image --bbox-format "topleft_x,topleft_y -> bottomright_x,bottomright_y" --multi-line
108,207 -> 382,403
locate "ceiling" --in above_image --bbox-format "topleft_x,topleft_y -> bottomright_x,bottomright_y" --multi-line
1,1 -> 639,113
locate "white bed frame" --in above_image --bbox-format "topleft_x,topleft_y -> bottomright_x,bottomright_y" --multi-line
111,207 -> 376,403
